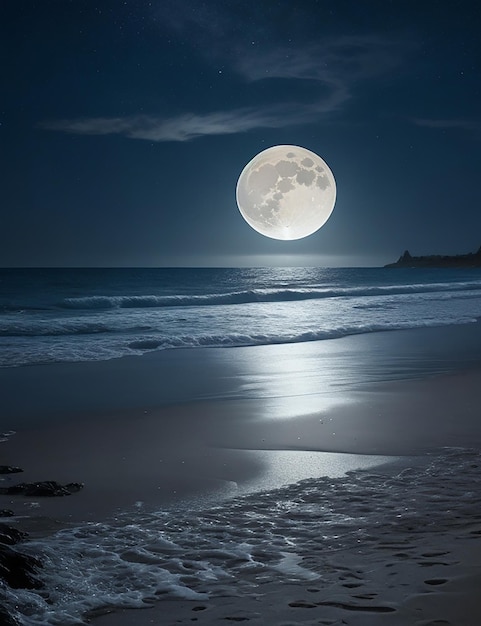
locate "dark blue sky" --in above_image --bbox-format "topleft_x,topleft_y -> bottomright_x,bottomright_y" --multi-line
1,0 -> 480,267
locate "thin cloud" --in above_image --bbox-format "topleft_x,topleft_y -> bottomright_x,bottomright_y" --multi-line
40,110 -> 290,142
40,117 -> 138,136
40,101 -> 337,143
40,35 -> 413,142
235,36 -> 409,83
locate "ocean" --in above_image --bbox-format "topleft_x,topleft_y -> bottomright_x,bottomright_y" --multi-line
2,266 -> 481,625
2,266 -> 481,368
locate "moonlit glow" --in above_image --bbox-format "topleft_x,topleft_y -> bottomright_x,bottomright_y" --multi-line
236,145 -> 336,240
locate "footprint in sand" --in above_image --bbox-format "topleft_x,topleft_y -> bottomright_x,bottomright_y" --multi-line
424,578 -> 448,585
288,601 -> 317,608
317,601 -> 396,613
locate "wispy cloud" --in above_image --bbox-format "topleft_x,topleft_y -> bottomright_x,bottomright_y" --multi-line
235,36 -> 409,83
40,95 -> 345,142
412,117 -> 481,131
37,104 -> 295,142
40,108 -> 290,142
40,35 -> 413,142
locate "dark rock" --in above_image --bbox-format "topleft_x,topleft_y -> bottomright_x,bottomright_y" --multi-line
0,509 -> 15,517
0,523 -> 28,545
64,482 -> 84,494
0,606 -> 21,626
0,466 -> 23,475
0,480 -> 84,497
0,544 -> 43,589
385,246 -> 481,268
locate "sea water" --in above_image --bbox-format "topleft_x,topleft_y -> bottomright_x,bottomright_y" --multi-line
1,266 -> 481,367
2,266 -> 481,624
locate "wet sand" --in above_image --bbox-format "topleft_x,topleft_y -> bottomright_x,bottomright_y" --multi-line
2,324 -> 481,624
2,366 -> 481,523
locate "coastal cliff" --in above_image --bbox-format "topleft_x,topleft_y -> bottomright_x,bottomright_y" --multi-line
385,247 -> 481,268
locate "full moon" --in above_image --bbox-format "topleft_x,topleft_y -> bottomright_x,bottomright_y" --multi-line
236,145 -> 336,240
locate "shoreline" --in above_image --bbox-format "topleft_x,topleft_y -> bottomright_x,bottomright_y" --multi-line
2,364 -> 481,525
2,324 -> 481,625
2,322 -> 481,522
2,321 -> 481,428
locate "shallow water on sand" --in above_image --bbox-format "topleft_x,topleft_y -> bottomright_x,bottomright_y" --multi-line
3,448 -> 481,625
3,322 -> 481,432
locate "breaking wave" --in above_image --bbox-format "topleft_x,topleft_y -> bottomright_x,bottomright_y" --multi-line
1,317 -> 477,352
3,267 -> 481,367
59,281 -> 481,310
125,318 -> 478,352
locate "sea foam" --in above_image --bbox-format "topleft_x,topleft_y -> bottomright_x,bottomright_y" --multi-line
3,448 -> 481,625
59,280 -> 481,310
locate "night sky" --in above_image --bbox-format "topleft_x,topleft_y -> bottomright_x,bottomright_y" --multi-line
1,1 -> 480,267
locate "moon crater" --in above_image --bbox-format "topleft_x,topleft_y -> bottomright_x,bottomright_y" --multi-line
236,145 -> 336,240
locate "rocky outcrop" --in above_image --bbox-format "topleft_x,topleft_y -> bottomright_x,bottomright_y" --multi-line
0,480 -> 83,497
0,464 -> 84,624
0,607 -> 21,626
0,466 -> 23,474
385,246 -> 481,268
0,522 -> 43,591
0,523 -> 28,545
0,544 -> 43,590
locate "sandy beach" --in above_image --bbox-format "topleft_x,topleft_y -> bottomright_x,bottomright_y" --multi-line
2,324 -> 481,624
3,0 -> 481,620
2,324 -> 481,517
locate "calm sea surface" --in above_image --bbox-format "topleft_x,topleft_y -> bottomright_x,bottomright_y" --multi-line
2,266 -> 481,367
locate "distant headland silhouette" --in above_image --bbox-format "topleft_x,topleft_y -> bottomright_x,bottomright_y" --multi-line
385,246 -> 481,268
